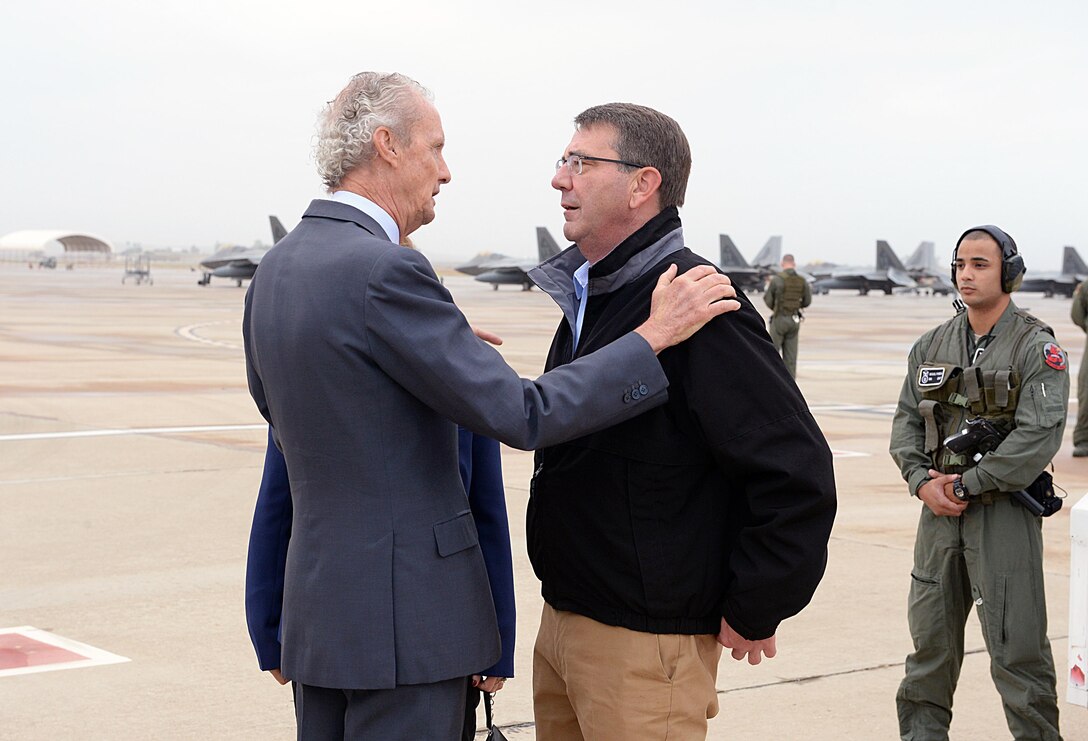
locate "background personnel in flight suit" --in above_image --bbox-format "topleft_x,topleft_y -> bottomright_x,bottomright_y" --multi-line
889,225 -> 1067,741
1070,279 -> 1088,456
763,253 -> 811,377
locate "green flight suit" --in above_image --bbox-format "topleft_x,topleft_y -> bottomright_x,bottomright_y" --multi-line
889,300 -> 1068,741
1070,280 -> 1088,451
763,268 -> 811,378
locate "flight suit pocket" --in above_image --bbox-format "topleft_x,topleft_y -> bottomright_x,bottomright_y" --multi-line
985,572 -> 1047,666
433,510 -> 479,557
1028,382 -> 1065,427
907,571 -> 944,645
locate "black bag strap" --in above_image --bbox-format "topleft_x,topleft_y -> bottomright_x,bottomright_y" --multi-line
483,692 -> 510,741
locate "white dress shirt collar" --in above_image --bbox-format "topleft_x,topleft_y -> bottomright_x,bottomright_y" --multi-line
328,191 -> 401,246
572,260 -> 591,348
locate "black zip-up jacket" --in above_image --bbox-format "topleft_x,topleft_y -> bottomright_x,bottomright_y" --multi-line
527,209 -> 837,639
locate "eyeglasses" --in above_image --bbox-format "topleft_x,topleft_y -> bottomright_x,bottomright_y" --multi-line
555,154 -> 647,176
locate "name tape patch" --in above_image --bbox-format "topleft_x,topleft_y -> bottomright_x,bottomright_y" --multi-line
918,366 -> 946,387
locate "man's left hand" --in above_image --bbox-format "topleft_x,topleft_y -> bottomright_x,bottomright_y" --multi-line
717,618 -> 777,665
473,674 -> 508,693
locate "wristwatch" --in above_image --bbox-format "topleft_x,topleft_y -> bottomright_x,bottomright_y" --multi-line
952,479 -> 969,501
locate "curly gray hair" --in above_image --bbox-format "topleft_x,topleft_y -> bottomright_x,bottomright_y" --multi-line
314,72 -> 433,191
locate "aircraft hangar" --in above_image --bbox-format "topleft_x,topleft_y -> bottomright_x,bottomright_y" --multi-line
0,230 -> 114,262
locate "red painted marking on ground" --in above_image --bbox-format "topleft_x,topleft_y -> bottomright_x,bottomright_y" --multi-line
0,633 -> 88,669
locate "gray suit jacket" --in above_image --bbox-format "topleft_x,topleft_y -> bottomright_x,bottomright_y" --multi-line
242,199 -> 668,689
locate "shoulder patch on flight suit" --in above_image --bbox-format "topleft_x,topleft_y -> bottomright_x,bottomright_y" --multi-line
918,366 -> 946,387
1043,342 -> 1067,371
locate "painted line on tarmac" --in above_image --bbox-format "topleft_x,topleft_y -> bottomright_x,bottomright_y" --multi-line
0,626 -> 129,678
0,423 -> 265,443
175,321 -> 242,350
0,464 -> 260,487
831,449 -> 868,458
716,636 -> 1069,695
809,403 -> 898,415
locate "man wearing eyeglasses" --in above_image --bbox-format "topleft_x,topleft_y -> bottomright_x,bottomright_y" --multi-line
526,103 -> 838,740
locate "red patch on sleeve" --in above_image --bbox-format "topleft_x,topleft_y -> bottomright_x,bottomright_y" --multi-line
1043,342 -> 1067,370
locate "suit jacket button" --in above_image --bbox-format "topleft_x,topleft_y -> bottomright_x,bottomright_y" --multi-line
632,390 -> 641,400
623,391 -> 631,403
639,384 -> 648,395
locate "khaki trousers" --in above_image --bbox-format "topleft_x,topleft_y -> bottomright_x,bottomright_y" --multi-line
533,604 -> 722,741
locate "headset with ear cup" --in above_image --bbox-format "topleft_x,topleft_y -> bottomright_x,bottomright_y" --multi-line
951,224 -> 1026,294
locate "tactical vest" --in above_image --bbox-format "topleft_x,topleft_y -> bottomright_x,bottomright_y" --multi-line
775,272 -> 806,315
914,309 -> 1051,476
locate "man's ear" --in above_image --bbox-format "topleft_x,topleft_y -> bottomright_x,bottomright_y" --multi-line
629,167 -> 663,209
373,126 -> 398,166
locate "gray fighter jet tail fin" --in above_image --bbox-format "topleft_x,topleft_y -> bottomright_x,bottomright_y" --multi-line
536,227 -> 561,262
270,216 -> 288,244
876,240 -> 907,271
904,241 -> 937,272
752,236 -> 782,267
1063,246 -> 1088,275
719,235 -> 749,268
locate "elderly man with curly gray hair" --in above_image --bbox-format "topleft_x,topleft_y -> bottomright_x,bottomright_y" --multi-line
242,71 -> 741,740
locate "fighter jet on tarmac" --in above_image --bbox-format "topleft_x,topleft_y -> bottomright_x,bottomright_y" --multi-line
456,227 -> 562,290
1017,246 -> 1088,298
198,216 -> 288,287
811,240 -> 917,295
716,235 -> 781,294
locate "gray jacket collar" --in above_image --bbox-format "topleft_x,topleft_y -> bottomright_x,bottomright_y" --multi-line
301,199 -> 392,242
529,227 -> 687,330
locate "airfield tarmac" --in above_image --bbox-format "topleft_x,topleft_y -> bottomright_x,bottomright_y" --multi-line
2,263 -> 1088,740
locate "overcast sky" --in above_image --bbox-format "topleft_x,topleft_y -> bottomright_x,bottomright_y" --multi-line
2,1 -> 1085,269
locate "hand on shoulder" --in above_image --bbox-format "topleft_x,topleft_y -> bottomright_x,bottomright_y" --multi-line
636,264 -> 741,353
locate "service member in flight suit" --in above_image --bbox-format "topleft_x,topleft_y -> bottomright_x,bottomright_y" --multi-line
889,225 -> 1067,741
763,253 -> 811,378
